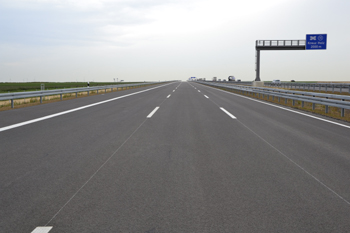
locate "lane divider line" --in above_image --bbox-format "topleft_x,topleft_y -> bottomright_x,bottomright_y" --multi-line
198,90 -> 201,92
173,90 -> 175,92
147,107 -> 160,118
31,226 -> 53,233
238,120 -> 350,206
204,95 -> 209,98
201,84 -> 350,129
220,107 -> 237,119
0,83 -> 174,132
44,118 -> 149,226
167,94 -> 171,98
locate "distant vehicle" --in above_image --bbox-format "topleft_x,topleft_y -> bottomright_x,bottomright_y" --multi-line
218,79 -> 221,81
213,77 -> 217,81
272,79 -> 281,84
223,79 -> 226,81
237,79 -> 241,82
291,80 -> 295,82
228,76 -> 236,81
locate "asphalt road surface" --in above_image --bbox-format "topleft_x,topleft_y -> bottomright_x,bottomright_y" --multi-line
1,81 -> 350,232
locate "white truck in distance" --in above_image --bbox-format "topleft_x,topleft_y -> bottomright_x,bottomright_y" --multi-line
228,76 -> 236,81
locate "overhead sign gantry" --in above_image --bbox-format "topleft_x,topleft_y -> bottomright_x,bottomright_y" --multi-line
255,34 -> 327,84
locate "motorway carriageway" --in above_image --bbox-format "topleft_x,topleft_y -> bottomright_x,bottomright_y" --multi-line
0,81 -> 350,232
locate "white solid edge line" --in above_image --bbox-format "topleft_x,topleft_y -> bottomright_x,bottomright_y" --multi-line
147,107 -> 160,118
220,107 -> 237,119
0,83 -> 173,132
204,85 -> 350,129
167,94 -> 171,98
204,95 -> 209,98
31,226 -> 53,233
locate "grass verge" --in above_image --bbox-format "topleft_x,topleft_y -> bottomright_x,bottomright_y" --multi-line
0,82 -> 142,93
0,85 -> 152,111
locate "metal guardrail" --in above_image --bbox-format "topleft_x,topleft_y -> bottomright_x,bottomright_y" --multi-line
265,82 -> 350,93
208,81 -> 252,85
0,82 -> 156,108
201,81 -> 350,93
197,81 -> 350,117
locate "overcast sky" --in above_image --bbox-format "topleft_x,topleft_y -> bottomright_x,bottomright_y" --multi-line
0,0 -> 349,82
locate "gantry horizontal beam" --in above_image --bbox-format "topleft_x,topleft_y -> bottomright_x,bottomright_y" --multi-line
256,40 -> 306,50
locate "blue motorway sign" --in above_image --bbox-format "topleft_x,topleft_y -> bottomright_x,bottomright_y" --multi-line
306,34 -> 327,50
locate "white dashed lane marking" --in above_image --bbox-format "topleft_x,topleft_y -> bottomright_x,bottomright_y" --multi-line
220,107 -> 237,119
31,226 -> 53,233
147,107 -> 160,118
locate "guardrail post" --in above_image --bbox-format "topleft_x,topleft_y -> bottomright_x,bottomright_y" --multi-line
76,92 -> 78,98
325,84 -> 327,92
301,94 -> 304,107
60,94 -> 62,100
340,85 -> 342,93
11,99 -> 14,108
285,98 -> 287,104
341,99 -> 345,117
97,90 -> 99,94
40,96 -> 43,103
312,95 -> 315,110
332,85 -> 334,93
325,97 -> 329,113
